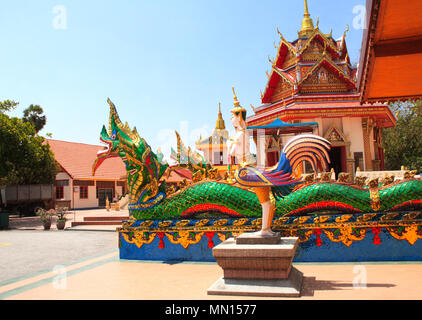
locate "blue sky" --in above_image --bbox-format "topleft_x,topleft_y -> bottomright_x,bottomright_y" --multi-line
1,0 -> 366,159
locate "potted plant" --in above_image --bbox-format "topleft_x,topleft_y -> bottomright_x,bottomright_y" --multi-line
55,207 -> 68,230
36,208 -> 55,230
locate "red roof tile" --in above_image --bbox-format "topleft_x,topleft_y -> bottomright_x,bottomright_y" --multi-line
46,139 -> 126,180
160,167 -> 193,183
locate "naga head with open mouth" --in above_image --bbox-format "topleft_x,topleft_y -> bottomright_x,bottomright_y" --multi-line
91,99 -> 130,176
92,98 -> 169,212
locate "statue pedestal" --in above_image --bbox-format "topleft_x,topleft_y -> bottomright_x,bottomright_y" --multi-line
207,234 -> 302,297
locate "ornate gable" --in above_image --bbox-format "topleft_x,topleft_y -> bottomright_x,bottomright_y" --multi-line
323,125 -> 348,146
300,38 -> 327,62
300,65 -> 349,93
299,53 -> 355,93
297,29 -> 340,60
269,74 -> 294,103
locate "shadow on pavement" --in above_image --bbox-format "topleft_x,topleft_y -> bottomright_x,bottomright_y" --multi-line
301,276 -> 396,297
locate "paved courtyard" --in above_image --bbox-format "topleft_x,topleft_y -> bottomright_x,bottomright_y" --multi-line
0,229 -> 117,284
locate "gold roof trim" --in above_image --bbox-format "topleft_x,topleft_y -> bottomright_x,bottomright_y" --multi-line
298,52 -> 356,87
297,28 -> 339,57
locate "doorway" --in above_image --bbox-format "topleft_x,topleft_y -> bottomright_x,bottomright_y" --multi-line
98,188 -> 113,207
328,146 -> 346,179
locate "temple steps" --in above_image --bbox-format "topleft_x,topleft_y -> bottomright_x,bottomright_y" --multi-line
71,216 -> 129,227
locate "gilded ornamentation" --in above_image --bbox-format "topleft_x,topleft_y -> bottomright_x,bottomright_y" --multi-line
251,218 -> 262,227
213,219 -> 228,227
380,212 -> 398,221
323,227 -> 367,247
338,173 -> 351,183
122,232 -> 156,248
403,212 -> 420,220
194,219 -> 210,227
233,218 -> 248,226
158,220 -> 173,228
293,216 -> 310,224
387,225 -> 422,245
140,220 -> 154,228
166,231 -> 204,249
356,213 -> 376,222
273,217 -> 289,227
335,215 -> 353,223
314,215 -> 330,224
175,220 -> 191,227
119,209 -> 422,250
217,232 -> 230,243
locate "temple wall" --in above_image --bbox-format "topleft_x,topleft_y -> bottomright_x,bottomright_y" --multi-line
320,118 -> 343,136
369,126 -> 375,161
342,117 -> 364,155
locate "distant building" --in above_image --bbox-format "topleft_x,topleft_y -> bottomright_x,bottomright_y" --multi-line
195,103 -> 229,166
160,167 -> 193,187
46,139 -> 127,209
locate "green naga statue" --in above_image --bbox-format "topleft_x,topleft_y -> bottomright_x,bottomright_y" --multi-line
93,98 -> 422,224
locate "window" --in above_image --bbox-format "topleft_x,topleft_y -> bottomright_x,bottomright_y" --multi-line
213,152 -> 224,165
56,180 -> 69,186
80,186 -> 88,199
56,186 -> 64,199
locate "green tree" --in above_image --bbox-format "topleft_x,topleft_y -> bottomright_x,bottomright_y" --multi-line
383,100 -> 422,172
0,100 -> 19,112
22,104 -> 46,133
0,101 -> 58,185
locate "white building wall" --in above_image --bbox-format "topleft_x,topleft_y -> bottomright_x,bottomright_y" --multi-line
73,185 -> 98,209
116,186 -> 123,199
55,172 -> 72,204
342,117 -> 364,155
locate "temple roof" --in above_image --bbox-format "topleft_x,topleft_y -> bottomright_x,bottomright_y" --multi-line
46,139 -> 126,180
248,118 -> 318,130
247,118 -> 318,134
260,0 -> 356,105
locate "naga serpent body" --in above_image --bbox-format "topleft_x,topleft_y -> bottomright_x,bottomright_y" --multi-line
130,179 -> 422,220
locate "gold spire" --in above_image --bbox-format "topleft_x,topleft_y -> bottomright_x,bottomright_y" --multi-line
231,87 -> 246,114
215,102 -> 226,130
232,87 -> 240,107
299,0 -> 315,37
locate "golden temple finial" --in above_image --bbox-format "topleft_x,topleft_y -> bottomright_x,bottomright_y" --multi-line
268,55 -> 275,66
266,70 -> 270,79
316,16 -> 319,29
345,52 -> 349,63
299,0 -> 314,37
277,27 -> 285,40
215,102 -> 226,130
231,87 -> 246,115
232,87 -> 240,107
250,104 -> 256,113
